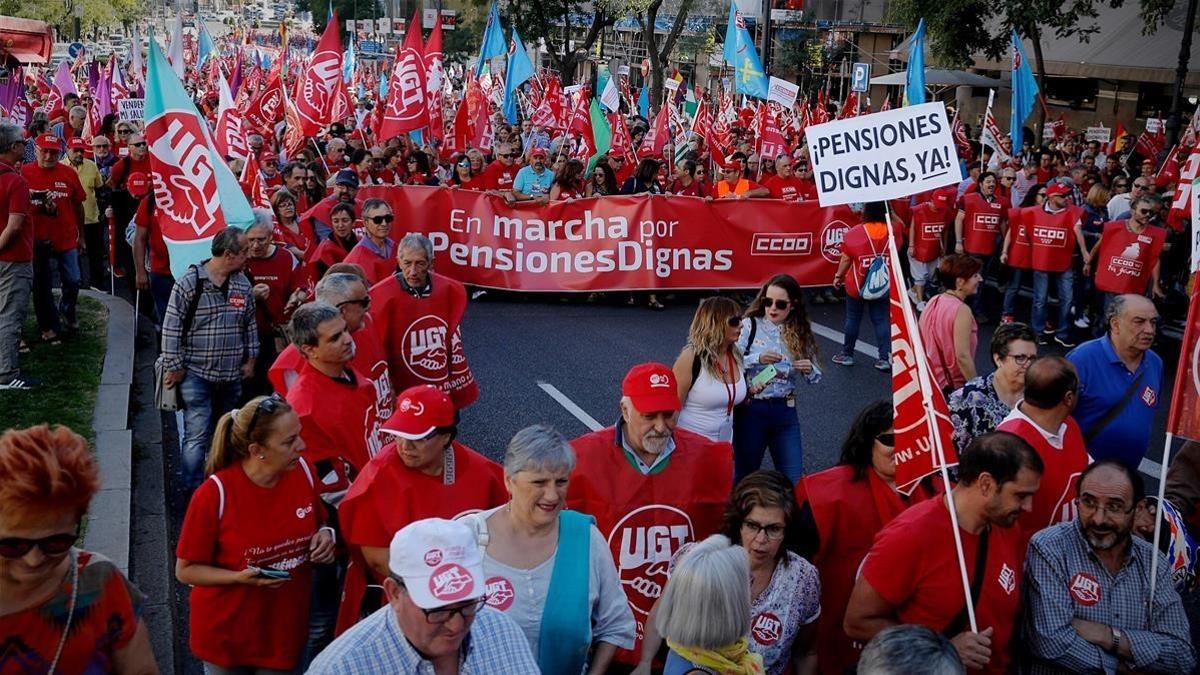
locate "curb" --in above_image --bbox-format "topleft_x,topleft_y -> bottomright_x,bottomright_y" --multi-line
82,290 -> 136,574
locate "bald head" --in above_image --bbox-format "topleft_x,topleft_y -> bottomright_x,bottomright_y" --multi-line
1022,355 -> 1078,411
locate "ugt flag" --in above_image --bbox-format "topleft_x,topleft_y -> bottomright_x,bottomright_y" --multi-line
294,11 -> 345,136
144,41 -> 254,279
723,3 -> 768,99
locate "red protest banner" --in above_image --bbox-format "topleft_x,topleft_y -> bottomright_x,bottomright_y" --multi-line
357,186 -> 859,291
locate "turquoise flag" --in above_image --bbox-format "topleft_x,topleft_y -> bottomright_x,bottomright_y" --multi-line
145,42 -> 254,280
904,19 -> 926,106
1010,31 -> 1040,153
722,2 -> 768,99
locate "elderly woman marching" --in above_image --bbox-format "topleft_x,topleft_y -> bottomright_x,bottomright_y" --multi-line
462,424 -> 635,674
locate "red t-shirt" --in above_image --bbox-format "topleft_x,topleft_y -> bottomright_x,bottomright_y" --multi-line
0,162 -> 32,263
135,199 -> 171,276
614,163 -> 635,186
959,192 -> 1006,256
762,174 -> 808,201
862,497 -> 1024,674
1091,221 -> 1167,295
176,461 -> 324,670
454,174 -> 486,191
245,246 -> 306,330
996,415 -> 1087,548
909,203 -> 949,263
286,362 -> 383,478
269,315 -> 393,415
840,222 -> 897,300
274,221 -> 318,260
107,155 -> 151,190
22,162 -> 84,252
483,160 -> 518,191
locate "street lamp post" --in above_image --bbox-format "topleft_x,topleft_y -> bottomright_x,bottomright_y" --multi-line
1166,0 -> 1198,147
74,1 -> 84,42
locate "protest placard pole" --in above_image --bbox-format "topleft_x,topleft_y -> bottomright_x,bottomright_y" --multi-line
1147,432 -> 1173,609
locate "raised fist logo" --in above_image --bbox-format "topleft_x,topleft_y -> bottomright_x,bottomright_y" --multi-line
146,112 -> 221,239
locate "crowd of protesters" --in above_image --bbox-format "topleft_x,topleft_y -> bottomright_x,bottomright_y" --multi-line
2,53 -> 1200,675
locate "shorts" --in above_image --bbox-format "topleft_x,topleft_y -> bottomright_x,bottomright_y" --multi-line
909,255 -> 938,286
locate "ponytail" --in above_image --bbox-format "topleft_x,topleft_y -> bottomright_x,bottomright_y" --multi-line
204,396 -> 294,477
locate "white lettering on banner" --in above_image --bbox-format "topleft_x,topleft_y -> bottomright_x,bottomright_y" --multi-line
767,76 -> 800,108
806,102 -> 963,206
118,98 -> 144,122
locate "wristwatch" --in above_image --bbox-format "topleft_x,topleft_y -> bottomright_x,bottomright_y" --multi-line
1110,627 -> 1122,653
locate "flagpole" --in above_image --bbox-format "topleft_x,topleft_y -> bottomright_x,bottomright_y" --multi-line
310,137 -> 331,176
981,89 -> 994,174
884,209 -> 979,634
1147,432 -> 1173,609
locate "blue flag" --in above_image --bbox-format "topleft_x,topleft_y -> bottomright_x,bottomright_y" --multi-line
144,42 -> 253,280
476,2 -> 507,77
904,18 -> 926,106
1010,31 -> 1039,153
197,23 -> 215,69
503,28 -> 535,124
638,85 -> 649,118
722,2 -> 768,99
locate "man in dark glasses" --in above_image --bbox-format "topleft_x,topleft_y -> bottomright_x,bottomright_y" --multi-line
482,142 -> 519,200
1085,194 -> 1166,304
343,198 -> 397,285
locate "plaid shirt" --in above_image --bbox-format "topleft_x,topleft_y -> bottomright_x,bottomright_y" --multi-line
307,605 -> 541,674
1023,521 -> 1196,674
160,262 -> 258,382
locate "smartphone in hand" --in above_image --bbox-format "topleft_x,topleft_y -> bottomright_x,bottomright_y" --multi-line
750,364 -> 778,388
247,565 -> 292,580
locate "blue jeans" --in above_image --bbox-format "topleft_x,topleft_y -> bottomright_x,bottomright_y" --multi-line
732,397 -> 804,484
32,242 -> 80,333
969,254 -> 994,316
179,372 -> 242,490
1032,269 -> 1074,339
842,296 -> 889,361
300,558 -> 343,669
1002,268 -> 1025,317
150,272 -> 175,325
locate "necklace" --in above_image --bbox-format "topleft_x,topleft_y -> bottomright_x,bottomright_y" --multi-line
47,550 -> 78,675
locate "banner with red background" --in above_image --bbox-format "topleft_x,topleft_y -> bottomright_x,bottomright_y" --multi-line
358,186 -> 861,291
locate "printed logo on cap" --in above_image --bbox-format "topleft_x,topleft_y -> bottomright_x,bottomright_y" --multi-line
819,220 -> 850,263
429,562 -> 475,602
402,315 -> 449,382
399,397 -> 426,417
606,504 -> 694,618
648,373 -> 671,388
484,576 -> 515,611
424,549 -> 443,567
750,612 -> 782,646
1069,572 -> 1101,606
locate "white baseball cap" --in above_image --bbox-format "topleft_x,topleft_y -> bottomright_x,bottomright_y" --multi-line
389,518 -> 485,609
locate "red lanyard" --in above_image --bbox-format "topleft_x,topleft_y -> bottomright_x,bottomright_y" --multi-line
722,351 -> 738,417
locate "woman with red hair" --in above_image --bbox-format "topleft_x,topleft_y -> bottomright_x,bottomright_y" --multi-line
0,425 -> 156,673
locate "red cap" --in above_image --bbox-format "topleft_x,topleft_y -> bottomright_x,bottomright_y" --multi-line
530,147 -> 547,159
35,133 -> 60,150
261,151 -> 279,163
382,385 -> 455,440
1045,182 -> 1072,197
717,154 -> 743,171
622,363 -> 681,414
931,186 -> 957,207
127,172 -> 152,199
68,137 -> 86,150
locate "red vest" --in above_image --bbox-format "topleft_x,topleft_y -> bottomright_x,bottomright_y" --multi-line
286,362 -> 382,478
909,204 -> 948,263
342,241 -> 396,286
269,316 -> 394,422
370,271 -> 479,409
1006,207 -> 1032,269
996,415 -> 1088,549
1092,221 -> 1166,295
960,192 -> 1006,256
1028,205 -> 1082,272
798,466 -> 932,675
566,425 -> 733,666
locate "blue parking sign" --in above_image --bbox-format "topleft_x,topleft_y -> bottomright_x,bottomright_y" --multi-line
852,62 -> 869,93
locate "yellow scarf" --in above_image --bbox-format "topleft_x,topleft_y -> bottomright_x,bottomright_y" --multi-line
666,638 -> 764,675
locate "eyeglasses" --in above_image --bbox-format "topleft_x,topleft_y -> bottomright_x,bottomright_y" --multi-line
1076,495 -> 1135,516
741,520 -> 786,541
337,297 -> 370,309
130,142 -> 147,148
726,316 -> 742,327
1002,176 -> 1015,181
368,214 -> 395,224
876,432 -> 896,446
1135,208 -> 1154,216
0,526 -> 79,559
246,394 -> 284,438
397,579 -> 487,623
765,299 -> 790,311
1006,353 -> 1037,366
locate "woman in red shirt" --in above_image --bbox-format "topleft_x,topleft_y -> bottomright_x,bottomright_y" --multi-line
272,189 -> 317,261
450,157 -> 484,190
0,425 -> 156,673
176,396 -> 336,673
549,158 -> 589,200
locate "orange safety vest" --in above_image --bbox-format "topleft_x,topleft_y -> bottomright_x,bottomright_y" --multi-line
716,178 -> 750,198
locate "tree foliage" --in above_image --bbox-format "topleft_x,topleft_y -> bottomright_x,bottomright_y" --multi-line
0,0 -> 144,35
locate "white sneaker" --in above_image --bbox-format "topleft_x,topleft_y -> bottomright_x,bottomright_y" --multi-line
907,287 -> 919,304
1073,316 -> 1090,328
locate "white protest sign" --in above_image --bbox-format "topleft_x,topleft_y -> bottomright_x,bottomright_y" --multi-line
1085,126 -> 1110,143
806,102 -> 963,207
118,98 -> 144,122
664,78 -> 680,92
1146,117 -> 1163,134
767,76 -> 799,108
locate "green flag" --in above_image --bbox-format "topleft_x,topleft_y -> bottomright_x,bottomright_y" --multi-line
587,97 -> 612,176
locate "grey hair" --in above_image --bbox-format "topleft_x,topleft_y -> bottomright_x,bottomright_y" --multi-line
399,232 -> 434,260
361,197 -> 390,216
69,105 -> 87,119
857,625 -> 964,674
289,301 -> 341,348
1131,193 -> 1160,211
315,272 -> 367,305
1104,293 -> 1154,333
654,535 -> 749,650
327,137 -> 346,150
249,208 -> 275,231
0,122 -> 22,148
211,227 -> 246,256
503,425 -> 576,476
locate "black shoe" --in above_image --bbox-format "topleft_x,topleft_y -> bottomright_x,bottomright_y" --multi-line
1038,334 -> 1052,346
0,374 -> 42,390
1054,335 -> 1077,349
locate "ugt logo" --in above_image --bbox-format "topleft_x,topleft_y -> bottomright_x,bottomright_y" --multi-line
146,112 -> 221,239
300,49 -> 342,123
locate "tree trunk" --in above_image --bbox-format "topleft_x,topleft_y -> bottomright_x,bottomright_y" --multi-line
1027,24 -> 1048,148
640,0 -> 663,112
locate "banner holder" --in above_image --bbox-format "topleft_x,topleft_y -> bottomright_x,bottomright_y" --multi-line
884,208 -> 979,634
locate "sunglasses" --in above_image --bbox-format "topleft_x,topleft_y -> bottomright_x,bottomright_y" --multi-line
0,525 -> 79,559
1135,208 -> 1154,215
117,129 -> 131,135
130,142 -> 147,148
726,316 -> 742,327
876,432 -> 896,446
1002,176 -> 1015,181
368,214 -> 395,224
337,296 -> 371,309
765,299 -> 790,311
501,153 -> 518,158
247,394 -> 284,438
406,158 -> 418,164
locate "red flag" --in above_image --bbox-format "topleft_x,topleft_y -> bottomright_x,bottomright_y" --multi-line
294,11 -> 344,136
838,91 -> 859,119
214,71 -> 247,161
424,17 -> 446,143
951,111 -> 971,157
448,98 -> 472,155
1166,148 -> 1200,231
608,111 -> 635,164
1157,144 -> 1183,189
1167,286 -> 1200,441
379,9 -> 429,141
1135,118 -> 1165,161
812,90 -> 830,125
758,105 -> 790,161
530,76 -> 564,131
239,150 -> 271,208
243,61 -> 285,136
879,94 -> 892,112
889,251 -> 958,494
639,104 -> 669,158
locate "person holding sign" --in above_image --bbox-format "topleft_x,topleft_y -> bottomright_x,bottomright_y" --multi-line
832,202 -> 895,371
1026,182 -> 1089,348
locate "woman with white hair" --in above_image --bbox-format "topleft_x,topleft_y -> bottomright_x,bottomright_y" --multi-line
657,535 -> 763,674
462,424 -> 635,674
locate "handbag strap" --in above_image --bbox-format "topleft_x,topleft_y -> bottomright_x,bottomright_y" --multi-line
1082,370 -> 1145,443
944,526 -> 989,637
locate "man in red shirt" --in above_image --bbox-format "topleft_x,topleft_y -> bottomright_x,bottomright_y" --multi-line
482,143 -> 520,199
0,122 -> 35,389
996,356 -> 1088,549
762,155 -> 814,201
245,217 -> 310,397
106,130 -> 151,293
844,432 -> 1043,673
342,198 -> 396,285
24,132 -> 84,341
1084,194 -> 1167,300
130,174 -> 174,321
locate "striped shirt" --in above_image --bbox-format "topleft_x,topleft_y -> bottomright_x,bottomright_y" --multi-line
308,605 -> 541,674
1023,520 -> 1196,674
160,262 -> 258,382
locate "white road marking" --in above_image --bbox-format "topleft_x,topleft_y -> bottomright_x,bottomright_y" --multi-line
810,320 -> 879,358
537,381 -> 603,431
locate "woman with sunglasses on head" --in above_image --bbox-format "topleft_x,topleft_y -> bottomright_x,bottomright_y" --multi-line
0,425 -> 156,673
590,160 -> 619,196
673,296 -> 749,443
176,396 -> 336,674
733,275 -> 819,484
793,401 -> 937,675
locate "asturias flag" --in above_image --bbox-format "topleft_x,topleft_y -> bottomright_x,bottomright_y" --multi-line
475,1 -> 507,77
722,3 -> 768,99
1010,31 -> 1039,154
502,28 -> 535,125
144,41 -> 254,279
